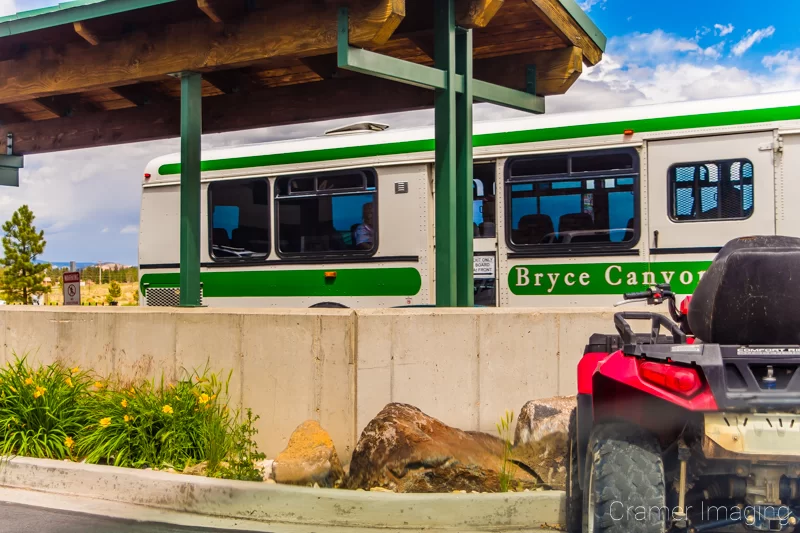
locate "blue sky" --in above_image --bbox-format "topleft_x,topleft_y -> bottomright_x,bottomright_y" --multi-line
0,0 -> 798,265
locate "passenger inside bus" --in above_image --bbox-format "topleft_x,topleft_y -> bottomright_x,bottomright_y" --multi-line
354,202 -> 374,250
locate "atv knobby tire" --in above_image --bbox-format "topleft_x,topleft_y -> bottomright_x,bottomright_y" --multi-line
566,408 -> 583,533
583,423 -> 666,533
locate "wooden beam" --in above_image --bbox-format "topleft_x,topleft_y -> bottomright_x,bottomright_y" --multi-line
524,0 -> 603,65
408,35 -> 436,62
456,0 -> 504,29
110,83 -> 175,106
35,94 -> 100,118
202,70 -> 262,94
0,76 -> 433,155
300,54 -> 340,80
0,105 -> 27,125
197,0 -> 223,23
73,21 -> 100,46
0,0 -> 406,106
474,46 -> 582,96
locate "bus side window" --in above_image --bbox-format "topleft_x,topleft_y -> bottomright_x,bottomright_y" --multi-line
209,178 -> 270,261
276,170 -> 377,256
506,150 -> 639,250
474,163 -> 496,238
669,159 -> 754,222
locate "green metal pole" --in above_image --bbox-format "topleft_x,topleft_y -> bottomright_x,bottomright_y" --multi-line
434,0 -> 457,307
179,72 -> 202,307
455,28 -> 474,307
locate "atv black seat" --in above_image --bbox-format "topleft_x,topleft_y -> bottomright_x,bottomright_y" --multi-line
689,235 -> 800,345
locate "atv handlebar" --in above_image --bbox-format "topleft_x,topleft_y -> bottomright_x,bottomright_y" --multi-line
623,291 -> 654,300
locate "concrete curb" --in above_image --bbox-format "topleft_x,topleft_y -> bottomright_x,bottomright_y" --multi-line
0,457 -> 566,531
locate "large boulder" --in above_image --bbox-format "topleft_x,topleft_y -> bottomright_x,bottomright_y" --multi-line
348,403 -> 536,493
273,420 -> 344,487
512,396 -> 576,489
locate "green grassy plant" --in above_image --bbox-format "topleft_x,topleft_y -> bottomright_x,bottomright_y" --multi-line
78,370 -> 233,471
0,356 -> 92,459
0,357 -> 266,481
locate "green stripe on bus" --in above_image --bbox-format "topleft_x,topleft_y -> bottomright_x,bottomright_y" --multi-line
508,261 -> 713,296
159,105 -> 800,176
141,267 -> 423,298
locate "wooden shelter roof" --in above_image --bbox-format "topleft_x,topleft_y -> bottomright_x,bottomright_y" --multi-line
0,0 -> 606,155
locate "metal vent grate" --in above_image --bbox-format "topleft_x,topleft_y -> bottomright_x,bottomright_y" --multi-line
144,287 -> 203,307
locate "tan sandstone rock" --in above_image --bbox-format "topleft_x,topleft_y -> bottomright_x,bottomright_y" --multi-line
348,403 -> 536,493
273,420 -> 344,487
512,396 -> 576,490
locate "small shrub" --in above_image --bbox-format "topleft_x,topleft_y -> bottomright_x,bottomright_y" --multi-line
209,409 -> 266,482
0,357 -> 92,459
496,410 -> 518,492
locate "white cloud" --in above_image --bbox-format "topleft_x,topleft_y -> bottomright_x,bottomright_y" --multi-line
544,28 -> 800,114
120,225 -> 138,235
578,0 -> 605,12
608,30 -> 701,65
714,23 -> 735,37
731,26 -> 776,57
101,227 -> 109,233
763,49 -> 800,77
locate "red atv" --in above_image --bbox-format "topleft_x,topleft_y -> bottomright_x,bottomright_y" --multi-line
568,236 -> 800,533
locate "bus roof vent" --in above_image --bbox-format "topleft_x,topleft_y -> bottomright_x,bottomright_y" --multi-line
324,122 -> 390,136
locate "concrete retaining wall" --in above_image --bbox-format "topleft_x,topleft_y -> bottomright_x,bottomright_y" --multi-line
0,307 -> 618,461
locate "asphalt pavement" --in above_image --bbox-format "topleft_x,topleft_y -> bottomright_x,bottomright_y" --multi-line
0,501 -> 266,533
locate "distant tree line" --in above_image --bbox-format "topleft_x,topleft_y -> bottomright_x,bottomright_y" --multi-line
46,265 -> 139,284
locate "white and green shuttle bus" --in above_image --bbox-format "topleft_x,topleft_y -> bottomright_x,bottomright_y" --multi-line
139,91 -> 800,308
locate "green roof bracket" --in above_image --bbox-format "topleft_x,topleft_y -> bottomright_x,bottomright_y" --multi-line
336,6 -> 545,114
526,65 -> 537,95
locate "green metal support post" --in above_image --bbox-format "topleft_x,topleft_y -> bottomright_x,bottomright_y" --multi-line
434,0 -> 457,307
455,28 -> 474,307
179,72 -> 203,307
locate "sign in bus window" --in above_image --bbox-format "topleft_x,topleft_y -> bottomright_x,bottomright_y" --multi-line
506,149 -> 639,251
669,159 -> 754,222
276,170 -> 377,256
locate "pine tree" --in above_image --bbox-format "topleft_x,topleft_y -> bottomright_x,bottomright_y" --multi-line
108,281 -> 122,301
0,206 -> 50,304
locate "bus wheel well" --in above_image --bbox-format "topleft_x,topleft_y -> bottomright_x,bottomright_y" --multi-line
309,302 -> 350,309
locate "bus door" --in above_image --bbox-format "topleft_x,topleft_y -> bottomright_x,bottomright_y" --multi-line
647,132 -> 776,294
473,162 -> 498,306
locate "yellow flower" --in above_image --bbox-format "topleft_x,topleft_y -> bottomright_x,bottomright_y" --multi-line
71,367 -> 80,375
99,417 -> 111,428
130,386 -> 135,394
121,399 -> 128,408
162,405 -> 174,415
198,393 -> 210,405
33,386 -> 46,399
65,377 -> 73,388
24,377 -> 33,385
124,414 -> 132,423
64,436 -> 74,449
94,381 -> 104,390
9,386 -> 16,393
210,394 -> 217,401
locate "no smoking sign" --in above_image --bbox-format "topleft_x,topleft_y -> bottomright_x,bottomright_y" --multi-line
63,272 -> 81,306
